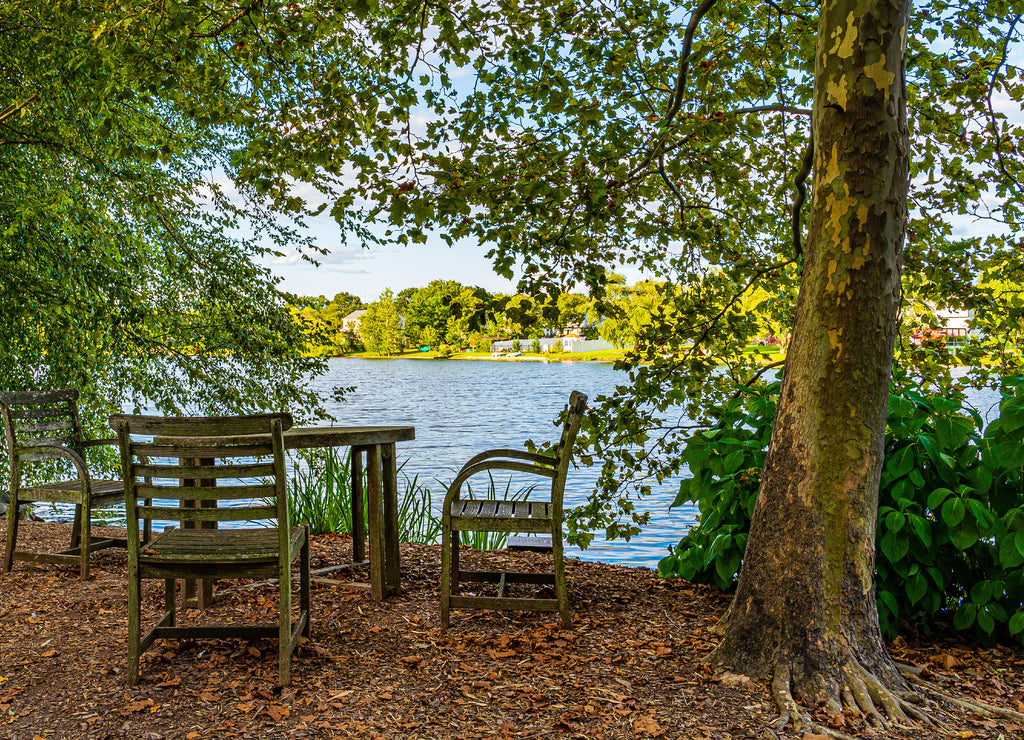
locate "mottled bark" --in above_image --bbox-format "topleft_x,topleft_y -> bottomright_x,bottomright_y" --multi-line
711,0 -> 911,708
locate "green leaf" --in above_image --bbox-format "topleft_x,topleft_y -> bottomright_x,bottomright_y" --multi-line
887,446 -> 915,478
723,449 -> 745,474
942,497 -> 965,527
927,487 -> 953,510
970,580 -> 993,605
910,514 -> 933,548
1009,611 -> 1024,636
999,535 -> 1024,568
906,573 -> 928,605
950,520 -> 979,551
881,530 -> 909,562
977,606 -> 995,635
953,602 -> 977,630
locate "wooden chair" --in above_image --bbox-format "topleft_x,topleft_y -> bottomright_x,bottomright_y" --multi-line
110,412 -> 310,686
1,389 -> 138,580
440,390 -> 587,629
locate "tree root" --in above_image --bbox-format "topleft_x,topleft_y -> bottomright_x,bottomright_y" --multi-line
767,656 -> 941,738
898,664 -> 1024,723
769,663 -> 860,740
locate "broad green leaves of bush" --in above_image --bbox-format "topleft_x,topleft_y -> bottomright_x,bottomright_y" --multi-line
660,373 -> 1024,642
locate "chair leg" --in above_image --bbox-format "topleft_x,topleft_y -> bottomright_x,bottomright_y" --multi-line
552,528 -> 570,629
70,504 -> 83,549
278,561 -> 292,686
440,526 -> 451,629
3,497 -> 18,574
127,566 -> 142,686
79,501 -> 91,580
451,530 -> 460,594
300,530 -> 311,639
164,579 -> 176,627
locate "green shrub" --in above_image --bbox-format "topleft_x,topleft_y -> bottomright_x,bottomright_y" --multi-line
660,372 -> 1024,643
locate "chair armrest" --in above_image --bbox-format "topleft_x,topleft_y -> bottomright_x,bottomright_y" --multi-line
79,438 -> 118,448
460,448 -> 557,471
442,459 -> 556,510
14,443 -> 91,483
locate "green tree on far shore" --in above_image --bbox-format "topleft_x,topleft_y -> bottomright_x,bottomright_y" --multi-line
361,289 -> 404,356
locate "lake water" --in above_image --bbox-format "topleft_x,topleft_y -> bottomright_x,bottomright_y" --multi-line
38,358 -> 1006,570
308,358 -> 692,569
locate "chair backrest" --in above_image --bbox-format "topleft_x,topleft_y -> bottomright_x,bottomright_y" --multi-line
109,413 -> 294,549
0,390 -> 84,465
552,390 -> 588,514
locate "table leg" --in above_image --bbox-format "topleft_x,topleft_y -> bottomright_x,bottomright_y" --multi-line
366,444 -> 384,601
381,442 -> 401,595
350,447 -> 366,564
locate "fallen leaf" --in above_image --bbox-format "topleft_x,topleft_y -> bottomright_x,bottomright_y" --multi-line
40,650 -> 57,658
156,676 -> 181,688
718,671 -> 752,687
632,714 -> 664,738
125,699 -> 154,713
265,704 -> 290,722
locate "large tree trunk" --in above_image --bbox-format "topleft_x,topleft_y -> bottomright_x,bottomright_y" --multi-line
710,0 -> 911,715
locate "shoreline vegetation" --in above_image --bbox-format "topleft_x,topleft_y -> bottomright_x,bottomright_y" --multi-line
310,346 -> 786,364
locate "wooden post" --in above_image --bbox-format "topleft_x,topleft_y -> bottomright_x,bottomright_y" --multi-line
351,446 -> 366,564
382,442 -> 400,595
366,445 -> 384,601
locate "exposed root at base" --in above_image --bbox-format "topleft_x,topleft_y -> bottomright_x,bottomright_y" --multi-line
768,657 -> 936,739
898,663 -> 1024,724
769,663 -> 860,740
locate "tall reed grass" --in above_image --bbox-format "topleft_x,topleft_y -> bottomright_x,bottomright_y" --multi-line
283,447 -> 535,548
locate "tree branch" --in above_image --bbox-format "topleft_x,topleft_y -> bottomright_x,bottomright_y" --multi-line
0,94 -> 38,125
791,138 -> 814,261
985,11 -> 1023,194
189,0 -> 264,39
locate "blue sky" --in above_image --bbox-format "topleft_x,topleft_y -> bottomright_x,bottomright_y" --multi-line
266,214 -> 519,302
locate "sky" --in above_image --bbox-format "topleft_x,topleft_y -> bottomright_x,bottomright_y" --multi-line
265,214 -> 518,302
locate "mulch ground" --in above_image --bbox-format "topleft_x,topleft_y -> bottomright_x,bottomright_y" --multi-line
0,522 -> 1022,740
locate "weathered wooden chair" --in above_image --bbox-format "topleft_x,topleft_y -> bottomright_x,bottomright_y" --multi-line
1,389 -> 140,580
110,412 -> 310,686
440,390 -> 587,629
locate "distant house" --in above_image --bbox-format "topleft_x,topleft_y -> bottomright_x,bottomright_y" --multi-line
911,306 -> 973,345
935,308 -> 971,339
341,309 -> 367,336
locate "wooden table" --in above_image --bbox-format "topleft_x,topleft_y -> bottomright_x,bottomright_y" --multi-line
160,425 -> 415,604
284,426 -> 415,600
